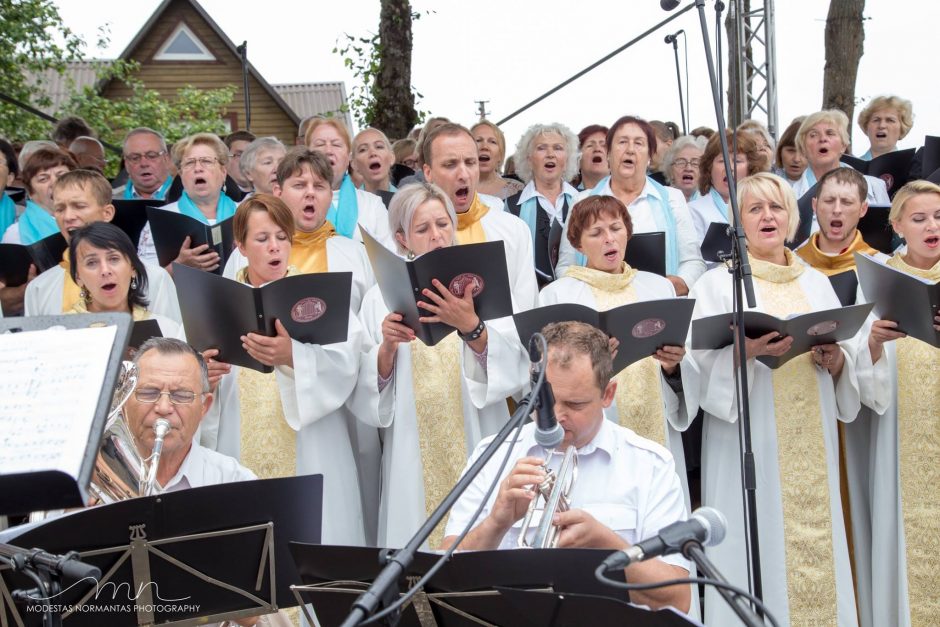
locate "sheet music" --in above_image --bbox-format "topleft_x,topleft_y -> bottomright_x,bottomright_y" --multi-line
0,324 -> 117,478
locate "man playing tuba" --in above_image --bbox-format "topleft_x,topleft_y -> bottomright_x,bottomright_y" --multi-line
441,321 -> 691,613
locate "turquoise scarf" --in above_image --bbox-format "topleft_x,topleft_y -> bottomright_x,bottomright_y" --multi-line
859,149 -> 873,161
708,187 -> 730,223
178,191 -> 237,224
358,182 -> 397,193
327,173 -> 359,239
124,176 -> 172,200
19,199 -> 58,245
575,176 -> 679,275
0,192 -> 16,237
517,187 -> 573,245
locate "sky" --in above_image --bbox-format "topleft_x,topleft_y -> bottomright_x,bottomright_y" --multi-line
53,0 -> 935,156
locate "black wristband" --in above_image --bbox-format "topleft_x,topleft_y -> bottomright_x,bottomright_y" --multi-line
458,318 -> 485,342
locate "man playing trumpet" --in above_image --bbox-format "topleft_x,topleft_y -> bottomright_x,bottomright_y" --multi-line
441,321 -> 691,613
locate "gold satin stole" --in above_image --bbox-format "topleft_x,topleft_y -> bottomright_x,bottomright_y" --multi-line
563,263 -> 666,445
794,230 -> 878,276
750,250 -> 837,625
410,333 -> 467,548
236,265 -> 304,480
59,250 -> 84,312
289,221 -> 334,274
886,254 -> 940,625
455,194 -> 490,245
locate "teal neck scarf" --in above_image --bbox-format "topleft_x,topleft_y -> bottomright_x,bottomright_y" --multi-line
327,173 -> 360,239
178,191 -> 237,224
19,199 -> 59,245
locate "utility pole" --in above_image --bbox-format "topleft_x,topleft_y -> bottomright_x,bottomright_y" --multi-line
475,100 -> 490,121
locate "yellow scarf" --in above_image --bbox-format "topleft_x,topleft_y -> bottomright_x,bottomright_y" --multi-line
455,194 -> 490,245
564,263 -> 665,445
59,249 -> 84,313
236,265 -> 301,480
886,254 -> 940,624
795,230 -> 879,276
751,248 -> 837,625
69,299 -> 150,321
289,220 -> 335,274
410,333 -> 467,548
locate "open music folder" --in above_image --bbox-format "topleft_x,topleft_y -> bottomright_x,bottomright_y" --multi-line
173,263 -> 352,372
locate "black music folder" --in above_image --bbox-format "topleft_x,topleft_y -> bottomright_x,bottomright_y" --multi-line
146,206 -> 235,272
513,299 -> 695,375
691,302 -> 874,368
828,270 -> 860,306
0,232 -> 67,286
110,198 -> 165,248
129,318 -> 163,350
361,228 -> 513,346
793,185 -> 818,249
857,204 -> 896,255
841,148 -> 916,196
626,231 -> 667,276
4,186 -> 26,204
855,253 -> 940,347
700,221 -> 731,263
173,263 -> 352,372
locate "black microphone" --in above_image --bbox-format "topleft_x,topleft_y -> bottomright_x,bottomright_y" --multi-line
529,334 -> 563,449
664,29 -> 684,44
601,507 -> 727,570
660,0 -> 681,10
0,546 -> 102,582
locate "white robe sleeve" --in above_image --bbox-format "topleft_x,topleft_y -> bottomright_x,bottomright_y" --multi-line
275,310 -> 363,431
143,262 -> 183,324
667,187 -> 707,289
354,190 -> 396,251
346,287 -> 395,429
462,315 -> 529,410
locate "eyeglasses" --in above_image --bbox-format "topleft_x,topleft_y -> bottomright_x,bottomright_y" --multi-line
134,388 -> 200,405
673,158 -> 701,169
229,151 -> 244,159
124,151 -> 167,164
181,157 -> 220,170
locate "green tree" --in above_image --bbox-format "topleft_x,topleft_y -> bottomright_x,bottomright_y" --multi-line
0,0 -> 86,141
61,60 -> 236,176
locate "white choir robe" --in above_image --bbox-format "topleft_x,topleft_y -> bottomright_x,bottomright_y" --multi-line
690,265 -> 861,627
478,192 -> 539,311
221,236 -> 376,313
24,262 -> 183,323
201,312 -> 367,547
555,179 -> 707,289
347,188 -> 397,251
222,235 -> 381,543
854,316 -> 932,627
537,274 -> 701,509
346,285 -> 526,549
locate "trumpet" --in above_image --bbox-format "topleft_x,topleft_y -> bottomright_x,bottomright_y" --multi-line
517,445 -> 578,548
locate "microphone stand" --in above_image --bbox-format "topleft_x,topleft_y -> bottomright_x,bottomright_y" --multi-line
690,0 -> 764,608
496,3 -> 696,126
0,543 -> 102,627
683,541 -> 765,627
666,34 -> 688,135
338,374 -> 544,626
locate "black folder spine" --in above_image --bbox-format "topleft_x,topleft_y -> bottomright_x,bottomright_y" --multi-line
253,286 -> 267,334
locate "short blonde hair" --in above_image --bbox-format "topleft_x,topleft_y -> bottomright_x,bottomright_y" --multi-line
172,133 -> 228,168
736,172 -> 800,242
387,182 -> 457,256
858,95 -> 914,140
304,117 -> 352,152
796,110 -> 850,157
471,120 -> 507,168
888,180 -> 940,224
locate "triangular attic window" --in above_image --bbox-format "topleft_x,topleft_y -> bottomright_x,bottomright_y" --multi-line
154,23 -> 216,61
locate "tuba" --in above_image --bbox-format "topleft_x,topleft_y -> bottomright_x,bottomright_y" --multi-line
90,361 -> 169,503
517,445 -> 578,548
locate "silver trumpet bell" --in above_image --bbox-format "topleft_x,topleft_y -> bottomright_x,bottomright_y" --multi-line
517,445 -> 578,548
90,361 -> 168,503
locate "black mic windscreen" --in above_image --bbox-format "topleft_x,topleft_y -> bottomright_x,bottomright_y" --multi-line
661,0 -> 681,10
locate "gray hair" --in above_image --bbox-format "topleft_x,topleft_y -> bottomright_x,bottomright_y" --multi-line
662,135 -> 707,184
134,337 -> 210,393
387,182 -> 457,256
512,123 -> 579,183
18,140 -> 58,172
239,136 -> 286,178
122,127 -> 168,153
